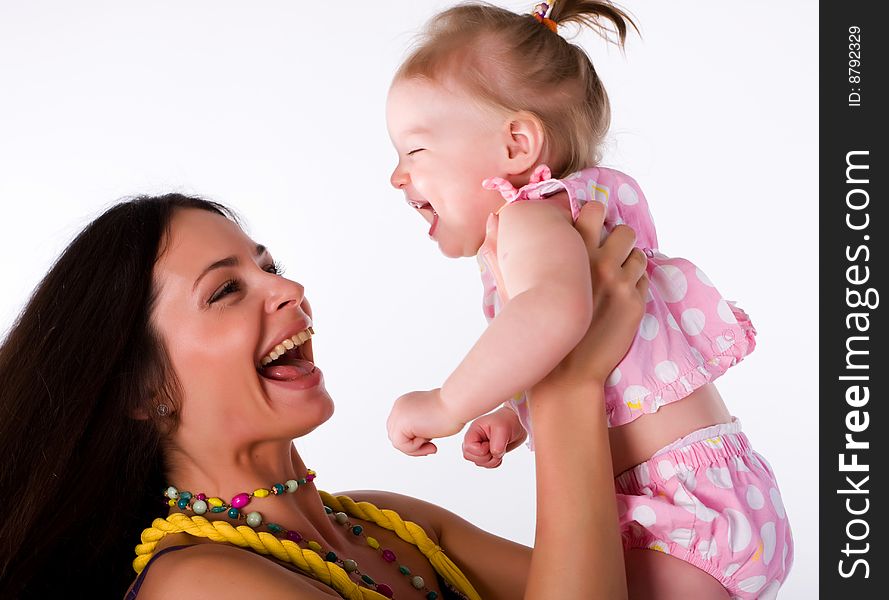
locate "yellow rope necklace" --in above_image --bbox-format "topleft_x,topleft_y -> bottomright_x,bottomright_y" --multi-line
134,490 -> 481,600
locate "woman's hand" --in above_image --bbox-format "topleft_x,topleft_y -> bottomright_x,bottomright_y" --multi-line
539,201 -> 649,391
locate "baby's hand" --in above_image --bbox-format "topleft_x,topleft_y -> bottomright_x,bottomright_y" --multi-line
462,406 -> 527,468
387,389 -> 464,457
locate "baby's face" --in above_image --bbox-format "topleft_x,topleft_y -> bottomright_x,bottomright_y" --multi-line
386,77 -> 508,258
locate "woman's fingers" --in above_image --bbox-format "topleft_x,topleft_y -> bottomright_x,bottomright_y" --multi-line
601,224 -> 637,264
623,247 -> 648,281
575,201 -> 606,253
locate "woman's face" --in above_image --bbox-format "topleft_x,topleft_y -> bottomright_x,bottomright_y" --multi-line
151,208 -> 333,447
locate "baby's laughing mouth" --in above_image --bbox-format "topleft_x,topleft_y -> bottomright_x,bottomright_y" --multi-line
407,199 -> 439,237
257,327 -> 315,381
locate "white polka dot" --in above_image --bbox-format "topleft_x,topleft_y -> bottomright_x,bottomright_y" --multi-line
618,183 -> 639,205
668,528 -> 696,548
725,508 -> 753,552
674,487 -> 718,522
734,456 -> 751,473
717,299 -> 738,324
605,367 -> 621,387
746,486 -> 765,510
759,581 -> 781,600
667,313 -> 680,330
706,466 -> 734,489
652,265 -> 688,303
623,385 -> 651,407
639,313 -> 659,340
574,188 -> 587,201
690,347 -> 705,365
655,360 -> 680,383
681,308 -> 706,336
724,563 -> 741,578
738,576 -> 766,594
674,463 -> 697,491
698,537 -> 717,560
657,460 -> 675,480
770,488 -> 786,519
762,522 -> 777,565
632,505 -> 657,527
782,542 -> 788,572
696,267 -> 715,287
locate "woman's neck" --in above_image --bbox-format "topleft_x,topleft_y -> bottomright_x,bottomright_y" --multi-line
163,440 -> 342,548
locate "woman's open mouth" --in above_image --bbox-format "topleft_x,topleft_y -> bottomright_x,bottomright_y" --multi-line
258,327 -> 315,382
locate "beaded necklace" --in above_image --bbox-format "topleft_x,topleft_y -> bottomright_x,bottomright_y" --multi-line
164,471 -> 446,600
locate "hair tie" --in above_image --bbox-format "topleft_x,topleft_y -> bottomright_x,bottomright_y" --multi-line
531,2 -> 558,33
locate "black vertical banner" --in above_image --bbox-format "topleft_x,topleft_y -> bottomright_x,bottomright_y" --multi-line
820,2 -> 886,597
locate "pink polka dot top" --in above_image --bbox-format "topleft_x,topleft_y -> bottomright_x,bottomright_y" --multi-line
477,165 -> 756,433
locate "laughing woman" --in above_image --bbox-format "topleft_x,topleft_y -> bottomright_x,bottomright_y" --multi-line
0,195 -> 646,599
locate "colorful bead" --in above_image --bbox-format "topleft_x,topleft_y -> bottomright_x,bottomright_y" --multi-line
366,537 -> 380,550
286,530 -> 303,543
325,551 -> 338,562
334,512 -> 349,525
307,540 -> 322,552
343,559 -> 358,572
382,549 -> 396,563
179,491 -> 192,501
323,505 -> 333,514
267,523 -> 283,533
176,498 -> 189,509
167,499 -> 176,507
208,497 -> 224,508
297,478 -> 307,485
306,472 -> 316,482
399,565 -> 411,576
285,479 -> 298,493
361,574 -> 376,586
231,493 -> 250,509
165,486 -> 179,499
192,500 -> 208,515
376,583 -> 394,598
352,525 -> 363,536
210,506 -> 226,513
426,593 -> 438,600
196,493 -> 207,501
253,488 -> 270,498
227,507 -> 239,519
272,483 -> 285,495
411,576 -> 425,589
245,511 -> 262,527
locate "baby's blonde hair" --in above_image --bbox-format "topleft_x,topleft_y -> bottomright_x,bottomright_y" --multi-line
395,1 -> 636,177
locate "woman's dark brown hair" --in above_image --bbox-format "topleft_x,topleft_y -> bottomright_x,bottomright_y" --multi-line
0,195 -> 234,597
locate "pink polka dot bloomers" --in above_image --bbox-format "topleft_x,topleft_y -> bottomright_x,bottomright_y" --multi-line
479,166 -> 793,597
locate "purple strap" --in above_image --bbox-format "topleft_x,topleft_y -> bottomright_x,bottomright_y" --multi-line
125,545 -> 196,599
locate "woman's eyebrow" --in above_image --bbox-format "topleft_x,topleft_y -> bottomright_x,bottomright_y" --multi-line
192,243 -> 267,291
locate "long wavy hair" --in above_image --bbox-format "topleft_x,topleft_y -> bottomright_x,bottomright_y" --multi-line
0,195 -> 234,598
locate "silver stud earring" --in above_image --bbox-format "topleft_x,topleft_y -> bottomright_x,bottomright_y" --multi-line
156,404 -> 170,417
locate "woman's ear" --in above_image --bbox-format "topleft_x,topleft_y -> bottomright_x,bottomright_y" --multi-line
501,111 -> 546,175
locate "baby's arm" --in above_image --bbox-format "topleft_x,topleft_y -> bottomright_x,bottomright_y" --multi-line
442,198 -> 593,423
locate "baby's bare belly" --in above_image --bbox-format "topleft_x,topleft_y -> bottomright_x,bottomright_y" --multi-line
608,383 -> 732,476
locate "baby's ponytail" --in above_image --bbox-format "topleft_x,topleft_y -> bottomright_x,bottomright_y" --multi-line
395,2 -> 638,175
548,0 -> 636,46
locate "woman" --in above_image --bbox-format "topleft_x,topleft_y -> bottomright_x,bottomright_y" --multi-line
0,194 -> 646,599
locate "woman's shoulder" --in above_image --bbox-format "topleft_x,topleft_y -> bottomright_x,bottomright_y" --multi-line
130,540 -> 339,599
334,489 -> 448,541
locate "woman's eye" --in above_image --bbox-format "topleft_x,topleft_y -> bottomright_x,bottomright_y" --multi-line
264,261 -> 284,275
208,279 -> 241,304
407,148 -> 425,156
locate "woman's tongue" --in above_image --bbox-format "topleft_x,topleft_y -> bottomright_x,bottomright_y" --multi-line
261,356 -> 315,381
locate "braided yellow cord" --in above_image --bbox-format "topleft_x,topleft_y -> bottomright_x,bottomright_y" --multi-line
133,492 -> 481,600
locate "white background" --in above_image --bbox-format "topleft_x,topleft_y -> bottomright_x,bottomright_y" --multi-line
0,1 -> 817,596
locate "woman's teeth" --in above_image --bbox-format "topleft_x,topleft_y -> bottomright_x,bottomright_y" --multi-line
260,327 -> 314,366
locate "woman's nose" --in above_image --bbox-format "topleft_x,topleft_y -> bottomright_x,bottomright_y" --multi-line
266,278 -> 305,314
390,162 -> 409,189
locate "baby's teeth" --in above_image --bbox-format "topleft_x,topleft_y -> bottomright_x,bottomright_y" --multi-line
283,339 -> 295,350
275,344 -> 287,355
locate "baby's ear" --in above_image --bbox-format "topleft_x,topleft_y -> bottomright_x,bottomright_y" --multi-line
501,111 -> 546,175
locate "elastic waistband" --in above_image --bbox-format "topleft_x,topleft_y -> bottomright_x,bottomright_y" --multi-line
615,419 -> 753,492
